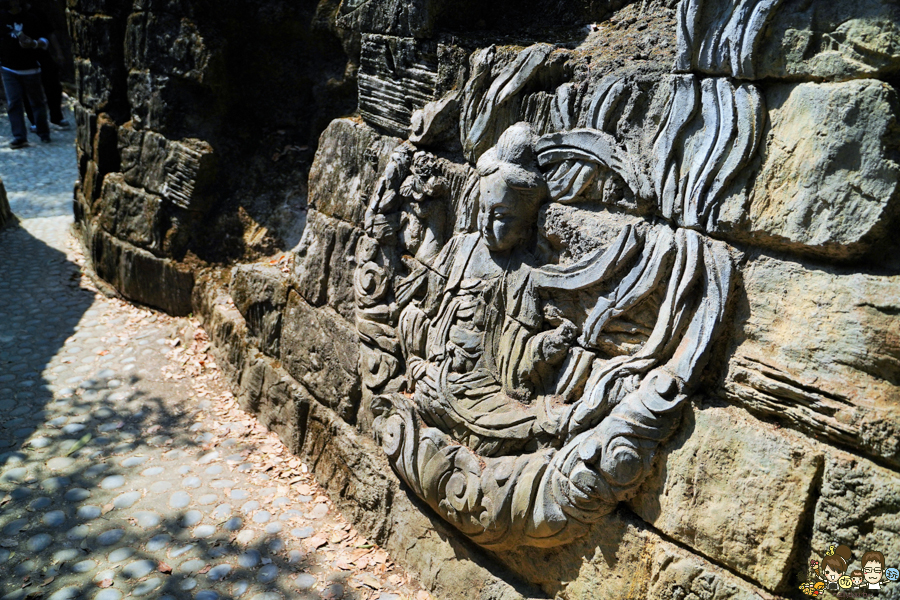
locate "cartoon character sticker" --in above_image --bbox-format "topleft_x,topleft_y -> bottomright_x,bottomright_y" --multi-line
862,550 -> 886,591
800,545 -> 898,597
821,545 -> 853,592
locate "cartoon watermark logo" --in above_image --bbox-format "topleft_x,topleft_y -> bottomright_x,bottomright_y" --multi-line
800,544 -> 898,597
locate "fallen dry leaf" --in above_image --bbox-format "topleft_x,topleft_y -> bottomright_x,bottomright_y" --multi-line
158,562 -> 173,574
198,564 -> 212,574
355,573 -> 382,590
305,536 -> 328,550
98,579 -> 113,588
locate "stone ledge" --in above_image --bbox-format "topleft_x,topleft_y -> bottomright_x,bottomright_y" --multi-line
89,226 -> 194,315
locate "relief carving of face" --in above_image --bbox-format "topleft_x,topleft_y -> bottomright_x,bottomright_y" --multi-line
478,171 -> 534,253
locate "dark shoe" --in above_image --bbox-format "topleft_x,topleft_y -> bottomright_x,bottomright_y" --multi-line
53,119 -> 69,130
40,135 -> 50,143
9,139 -> 28,149
29,125 -> 36,133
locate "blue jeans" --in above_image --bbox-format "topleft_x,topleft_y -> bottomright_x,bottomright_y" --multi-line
1,69 -> 49,142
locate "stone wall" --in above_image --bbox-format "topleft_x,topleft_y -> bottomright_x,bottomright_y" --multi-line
0,178 -> 13,229
71,0 -> 900,599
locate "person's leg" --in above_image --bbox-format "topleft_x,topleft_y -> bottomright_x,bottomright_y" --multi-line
39,58 -> 63,124
1,70 -> 28,144
23,90 -> 34,126
21,72 -> 50,140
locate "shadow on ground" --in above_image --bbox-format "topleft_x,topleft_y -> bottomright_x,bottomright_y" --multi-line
0,222 -> 344,600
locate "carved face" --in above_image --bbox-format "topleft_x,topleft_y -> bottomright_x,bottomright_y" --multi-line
478,171 -> 534,253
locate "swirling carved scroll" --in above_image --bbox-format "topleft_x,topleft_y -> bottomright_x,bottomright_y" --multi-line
356,43 -> 750,547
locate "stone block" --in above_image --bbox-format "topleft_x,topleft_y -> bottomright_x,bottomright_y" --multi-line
501,509 -> 768,599
125,12 -> 213,83
810,450 -> 900,579
74,100 -> 97,157
75,58 -> 118,113
90,228 -> 193,315
308,118 -> 401,225
677,0 -> 900,81
292,210 -> 361,321
192,273 -> 249,385
94,112 -> 120,176
127,69 -> 216,137
96,173 -> 164,253
335,0 -> 446,37
722,251 -> 900,468
359,35 -> 439,137
280,290 -> 360,423
629,404 -> 822,591
68,13 -> 120,67
720,79 -> 900,259
230,264 -> 290,358
236,353 -> 311,454
117,126 -> 215,212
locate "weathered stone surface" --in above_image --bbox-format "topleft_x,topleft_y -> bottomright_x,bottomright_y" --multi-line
758,0 -> 900,81
236,352 -> 311,454
96,173 -> 164,253
90,227 -> 194,315
307,118 -> 401,225
125,11 -> 213,82
292,210 -> 361,321
722,251 -> 900,468
69,0 -> 900,597
280,290 -> 360,423
502,510 -> 767,600
719,79 -> 900,259
0,178 -> 14,230
230,264 -> 289,357
810,450 -> 900,577
629,404 -> 822,590
192,272 -> 250,383
118,125 -> 215,211
359,35 -> 439,137
677,0 -> 900,81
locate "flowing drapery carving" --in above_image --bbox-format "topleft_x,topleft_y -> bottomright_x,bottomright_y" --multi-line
356,62 -> 744,548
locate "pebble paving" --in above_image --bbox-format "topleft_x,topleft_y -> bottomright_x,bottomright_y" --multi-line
0,105 -> 420,600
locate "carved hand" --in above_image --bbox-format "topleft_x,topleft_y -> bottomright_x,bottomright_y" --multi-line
539,319 -> 578,365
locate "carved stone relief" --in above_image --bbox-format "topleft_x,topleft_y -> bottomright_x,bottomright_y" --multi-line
355,52 -> 743,546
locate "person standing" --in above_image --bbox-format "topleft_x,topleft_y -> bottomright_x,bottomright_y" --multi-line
22,3 -> 66,130
0,0 -> 51,148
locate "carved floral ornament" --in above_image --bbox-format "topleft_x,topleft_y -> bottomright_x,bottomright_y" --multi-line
353,38 -> 768,550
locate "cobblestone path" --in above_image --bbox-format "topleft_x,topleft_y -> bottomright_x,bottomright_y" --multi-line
0,108 -> 424,600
